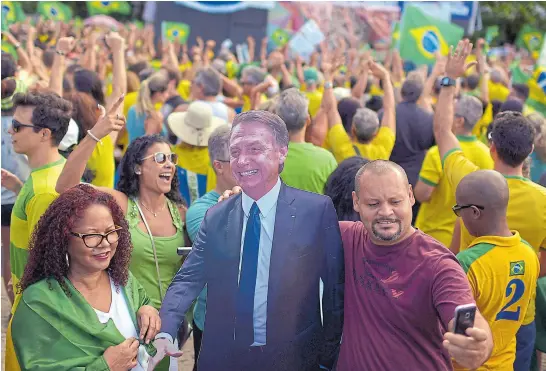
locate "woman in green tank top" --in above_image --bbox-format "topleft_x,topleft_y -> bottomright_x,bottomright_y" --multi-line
57,117 -> 192,371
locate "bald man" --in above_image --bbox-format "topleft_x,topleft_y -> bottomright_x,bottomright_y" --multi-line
335,160 -> 493,370
219,160 -> 494,370
454,170 -> 539,371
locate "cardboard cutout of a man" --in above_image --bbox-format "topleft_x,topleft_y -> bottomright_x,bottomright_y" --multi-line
149,110 -> 344,371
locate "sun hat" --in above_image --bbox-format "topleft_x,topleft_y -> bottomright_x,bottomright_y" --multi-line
167,101 -> 227,147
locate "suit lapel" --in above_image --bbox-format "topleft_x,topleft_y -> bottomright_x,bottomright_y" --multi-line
267,184 -> 296,339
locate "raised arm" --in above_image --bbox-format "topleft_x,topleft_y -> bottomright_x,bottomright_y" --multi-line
49,37 -> 75,97
369,60 -> 395,134
434,39 -> 476,160
56,96 -> 125,196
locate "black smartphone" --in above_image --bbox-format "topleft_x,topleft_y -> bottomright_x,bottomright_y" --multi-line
177,247 -> 192,256
453,303 -> 476,336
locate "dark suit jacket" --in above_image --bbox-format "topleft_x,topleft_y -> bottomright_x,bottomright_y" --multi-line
159,183 -> 344,371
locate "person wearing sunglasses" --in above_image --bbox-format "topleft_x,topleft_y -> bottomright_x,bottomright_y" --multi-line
6,184 -> 161,371
57,97 -> 190,371
453,170 -> 539,371
5,91 -> 72,314
435,40 -> 546,371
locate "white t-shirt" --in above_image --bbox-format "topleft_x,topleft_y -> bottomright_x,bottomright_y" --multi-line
94,277 -> 178,371
94,277 -> 149,371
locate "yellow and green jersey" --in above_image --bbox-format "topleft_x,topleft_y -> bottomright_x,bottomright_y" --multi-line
87,134 -> 115,188
443,149 -> 546,326
454,232 -> 539,371
172,144 -> 216,205
326,124 -> 395,163
10,157 -> 66,312
415,136 -> 493,247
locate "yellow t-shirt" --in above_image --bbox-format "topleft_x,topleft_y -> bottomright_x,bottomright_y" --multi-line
303,90 -> 323,118
172,144 -> 216,204
472,103 -> 493,144
454,232 -> 539,371
87,134 -> 115,188
10,158 -> 66,312
326,124 -> 395,163
177,80 -> 191,102
488,81 -> 510,103
443,149 -> 546,325
415,136 -> 493,247
242,94 -> 267,112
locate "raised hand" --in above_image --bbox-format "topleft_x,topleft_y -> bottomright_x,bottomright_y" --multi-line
105,32 -> 125,53
368,60 -> 389,80
56,36 -> 76,55
445,39 -> 476,80
90,95 -> 126,140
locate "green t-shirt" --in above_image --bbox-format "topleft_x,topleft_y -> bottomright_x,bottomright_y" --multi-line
281,141 -> 337,194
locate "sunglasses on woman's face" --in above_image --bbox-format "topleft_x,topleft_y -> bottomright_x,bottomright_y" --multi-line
11,119 -> 42,133
140,152 -> 179,165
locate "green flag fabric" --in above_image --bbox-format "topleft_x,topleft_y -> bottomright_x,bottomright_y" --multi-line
8,272 -> 156,370
485,26 -> 499,44
270,28 -> 291,48
399,5 -> 464,65
87,1 -> 132,16
161,21 -> 191,44
391,22 -> 400,50
1,1 -> 25,25
516,25 -> 543,53
38,2 -> 73,22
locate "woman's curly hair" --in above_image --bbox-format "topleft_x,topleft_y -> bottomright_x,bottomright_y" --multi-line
116,134 -> 185,206
18,184 -> 132,295
324,156 -> 370,222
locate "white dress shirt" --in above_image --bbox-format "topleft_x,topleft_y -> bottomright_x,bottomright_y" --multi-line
239,178 -> 281,346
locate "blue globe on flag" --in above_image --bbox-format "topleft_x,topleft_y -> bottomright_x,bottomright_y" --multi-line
50,8 -> 58,16
538,72 -> 546,95
101,1 -> 110,6
422,31 -> 440,54
172,30 -> 179,37
2,5 -> 9,14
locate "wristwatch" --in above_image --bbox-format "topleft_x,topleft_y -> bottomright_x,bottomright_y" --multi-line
324,81 -> 333,89
440,77 -> 456,87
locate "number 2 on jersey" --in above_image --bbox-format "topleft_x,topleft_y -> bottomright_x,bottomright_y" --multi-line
495,278 -> 525,321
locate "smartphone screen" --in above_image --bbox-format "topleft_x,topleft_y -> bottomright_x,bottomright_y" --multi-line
177,247 -> 192,256
454,304 -> 476,336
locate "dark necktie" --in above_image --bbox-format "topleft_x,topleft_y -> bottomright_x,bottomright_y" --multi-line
236,202 -> 261,346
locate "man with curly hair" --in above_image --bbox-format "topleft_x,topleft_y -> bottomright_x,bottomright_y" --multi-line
7,91 -> 72,312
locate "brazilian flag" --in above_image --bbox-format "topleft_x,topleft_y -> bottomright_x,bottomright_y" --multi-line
161,21 -> 190,44
399,5 -> 464,65
87,1 -> 131,16
1,42 -> 18,61
38,2 -> 73,22
485,26 -> 499,44
1,1 -> 25,25
516,25 -> 543,54
527,66 -> 546,116
270,28 -> 291,48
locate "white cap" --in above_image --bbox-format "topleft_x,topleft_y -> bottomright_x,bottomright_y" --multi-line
59,119 -> 80,151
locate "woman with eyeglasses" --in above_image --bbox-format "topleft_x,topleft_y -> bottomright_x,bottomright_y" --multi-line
7,184 -> 161,370
56,99 -> 189,371
126,71 -> 170,145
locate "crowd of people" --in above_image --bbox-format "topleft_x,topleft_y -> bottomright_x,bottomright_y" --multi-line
1,14 -> 546,371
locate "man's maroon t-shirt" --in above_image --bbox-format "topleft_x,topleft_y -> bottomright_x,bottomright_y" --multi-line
336,222 -> 475,371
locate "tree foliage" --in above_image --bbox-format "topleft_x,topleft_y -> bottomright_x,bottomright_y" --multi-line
480,2 -> 546,44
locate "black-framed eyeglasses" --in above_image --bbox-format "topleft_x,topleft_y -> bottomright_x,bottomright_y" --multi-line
140,152 -> 179,164
452,204 -> 485,217
11,119 -> 42,133
70,226 -> 123,248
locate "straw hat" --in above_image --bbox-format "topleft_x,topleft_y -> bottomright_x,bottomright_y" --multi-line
167,101 -> 227,146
